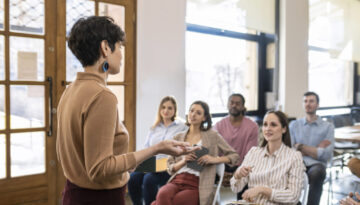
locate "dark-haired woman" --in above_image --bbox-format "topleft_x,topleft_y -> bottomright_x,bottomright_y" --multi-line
56,16 -> 195,205
151,101 -> 239,205
230,111 -> 305,204
128,96 -> 188,205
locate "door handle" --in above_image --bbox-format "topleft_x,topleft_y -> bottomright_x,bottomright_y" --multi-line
47,77 -> 53,137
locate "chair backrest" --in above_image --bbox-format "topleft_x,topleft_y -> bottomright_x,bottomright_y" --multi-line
299,172 -> 309,205
212,163 -> 225,205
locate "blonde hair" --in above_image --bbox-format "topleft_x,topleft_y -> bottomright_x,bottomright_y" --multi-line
151,96 -> 178,129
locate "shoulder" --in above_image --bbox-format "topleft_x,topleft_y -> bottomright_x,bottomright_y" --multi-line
173,131 -> 186,141
289,118 -> 303,128
319,119 -> 334,129
247,146 -> 262,155
243,117 -> 259,128
283,145 -> 303,161
215,116 -> 229,125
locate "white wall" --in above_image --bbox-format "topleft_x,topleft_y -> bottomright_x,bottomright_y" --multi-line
136,0 -> 187,150
279,0 -> 309,118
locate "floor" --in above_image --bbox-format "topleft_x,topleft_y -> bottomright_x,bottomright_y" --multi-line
124,166 -> 360,205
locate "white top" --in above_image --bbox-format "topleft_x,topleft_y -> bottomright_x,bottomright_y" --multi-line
144,119 -> 188,159
230,143 -> 305,205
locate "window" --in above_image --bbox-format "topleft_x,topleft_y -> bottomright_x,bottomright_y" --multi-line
308,0 -> 357,107
185,0 -> 275,115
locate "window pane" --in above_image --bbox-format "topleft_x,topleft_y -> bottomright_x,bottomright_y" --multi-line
108,86 -> 124,121
0,35 -> 4,80
309,50 -> 353,107
0,85 -> 4,130
0,134 -> 5,179
187,0 -> 257,34
10,37 -> 44,81
11,132 -> 45,177
186,31 -> 258,113
99,3 -> 125,82
66,45 -> 83,82
66,0 -> 94,35
10,85 -> 44,129
0,0 -> 3,30
10,0 -> 44,34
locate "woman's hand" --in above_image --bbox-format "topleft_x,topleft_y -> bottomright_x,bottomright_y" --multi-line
197,155 -> 217,166
182,152 -> 197,163
242,187 -> 262,202
340,192 -> 360,205
155,140 -> 200,156
234,166 -> 253,179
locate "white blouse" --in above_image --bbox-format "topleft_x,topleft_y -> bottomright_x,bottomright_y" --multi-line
230,143 -> 305,205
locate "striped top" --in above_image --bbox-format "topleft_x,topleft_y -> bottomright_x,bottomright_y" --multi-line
230,143 -> 305,204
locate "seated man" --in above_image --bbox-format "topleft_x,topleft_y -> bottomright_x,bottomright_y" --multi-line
289,91 -> 334,205
214,93 -> 258,198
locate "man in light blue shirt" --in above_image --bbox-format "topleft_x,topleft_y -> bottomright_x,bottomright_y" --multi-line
289,92 -> 334,205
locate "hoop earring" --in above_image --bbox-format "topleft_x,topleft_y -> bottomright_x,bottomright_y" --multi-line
102,61 -> 109,72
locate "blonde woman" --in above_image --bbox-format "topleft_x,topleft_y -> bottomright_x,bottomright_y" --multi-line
128,96 -> 188,205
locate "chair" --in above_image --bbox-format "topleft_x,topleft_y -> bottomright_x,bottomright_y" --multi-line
299,172 -> 309,205
213,163 -> 225,205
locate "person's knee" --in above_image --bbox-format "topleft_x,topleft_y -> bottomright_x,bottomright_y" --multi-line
143,173 -> 158,188
348,158 -> 360,178
308,164 -> 326,182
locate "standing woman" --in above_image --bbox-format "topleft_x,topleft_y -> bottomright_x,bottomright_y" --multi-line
56,16 -> 194,205
152,101 -> 239,205
230,111 -> 305,204
128,96 -> 188,205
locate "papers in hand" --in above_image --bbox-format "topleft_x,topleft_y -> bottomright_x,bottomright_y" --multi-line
186,146 -> 209,172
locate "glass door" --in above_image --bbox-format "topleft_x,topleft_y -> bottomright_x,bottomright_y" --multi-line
0,0 -> 57,204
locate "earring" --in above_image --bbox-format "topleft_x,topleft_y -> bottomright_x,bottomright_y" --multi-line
102,61 -> 109,72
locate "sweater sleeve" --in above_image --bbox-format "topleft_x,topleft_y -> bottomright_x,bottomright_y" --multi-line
83,90 -> 136,183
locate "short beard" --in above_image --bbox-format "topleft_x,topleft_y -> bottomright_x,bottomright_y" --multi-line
230,110 -> 242,117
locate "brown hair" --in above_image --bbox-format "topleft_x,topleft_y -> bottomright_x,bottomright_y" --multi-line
152,96 -> 178,129
261,110 -> 292,148
186,101 -> 212,131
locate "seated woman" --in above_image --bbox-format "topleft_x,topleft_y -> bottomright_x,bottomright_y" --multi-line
152,101 -> 239,205
231,111 -> 305,204
128,96 -> 188,205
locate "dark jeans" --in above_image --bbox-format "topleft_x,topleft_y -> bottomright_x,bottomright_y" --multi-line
306,163 -> 326,205
128,171 -> 171,205
62,180 -> 126,205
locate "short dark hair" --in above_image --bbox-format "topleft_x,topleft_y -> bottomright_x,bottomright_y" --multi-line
228,93 -> 245,106
261,110 -> 292,148
304,91 -> 319,104
67,16 -> 125,67
186,101 -> 212,131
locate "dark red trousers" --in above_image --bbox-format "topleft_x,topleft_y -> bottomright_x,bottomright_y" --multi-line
151,173 -> 199,205
62,180 -> 126,205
